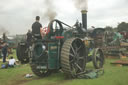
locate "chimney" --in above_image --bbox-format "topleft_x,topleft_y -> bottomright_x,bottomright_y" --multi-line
81,10 -> 87,30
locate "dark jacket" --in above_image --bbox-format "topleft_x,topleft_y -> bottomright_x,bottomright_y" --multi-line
2,44 -> 8,54
32,21 -> 42,35
27,32 -> 32,42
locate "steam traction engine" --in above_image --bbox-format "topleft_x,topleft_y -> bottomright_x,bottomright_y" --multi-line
30,10 -> 104,78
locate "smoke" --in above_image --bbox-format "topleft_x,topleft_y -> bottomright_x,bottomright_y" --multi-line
73,0 -> 88,10
43,0 -> 57,21
0,25 -> 9,35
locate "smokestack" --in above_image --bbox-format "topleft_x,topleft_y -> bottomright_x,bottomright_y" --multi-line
81,10 -> 87,30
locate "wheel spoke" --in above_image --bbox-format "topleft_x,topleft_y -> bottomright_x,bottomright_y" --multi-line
69,53 -> 75,57
99,61 -> 103,67
76,45 -> 82,52
74,63 -> 83,71
70,59 -> 74,64
96,53 -> 100,57
71,44 -> 76,55
96,56 -> 101,61
96,53 -> 102,61
77,56 -> 84,60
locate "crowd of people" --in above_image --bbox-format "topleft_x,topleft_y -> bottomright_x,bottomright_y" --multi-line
0,33 -> 16,68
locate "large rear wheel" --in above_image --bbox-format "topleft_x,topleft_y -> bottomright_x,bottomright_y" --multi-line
61,38 -> 86,77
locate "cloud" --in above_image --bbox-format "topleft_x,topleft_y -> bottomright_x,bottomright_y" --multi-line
87,0 -> 128,28
0,0 -> 128,35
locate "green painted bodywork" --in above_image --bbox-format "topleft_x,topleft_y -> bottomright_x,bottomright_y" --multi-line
46,29 -> 74,69
48,42 -> 60,69
35,44 -> 43,57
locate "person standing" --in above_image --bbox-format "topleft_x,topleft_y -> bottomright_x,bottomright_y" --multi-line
2,42 -> 8,63
0,39 -> 3,58
32,16 -> 42,39
3,33 -> 7,42
26,29 -> 32,47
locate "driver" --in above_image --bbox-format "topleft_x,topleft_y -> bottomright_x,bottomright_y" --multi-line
32,16 -> 42,39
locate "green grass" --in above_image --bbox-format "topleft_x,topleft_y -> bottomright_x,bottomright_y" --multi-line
0,51 -> 128,85
8,49 -> 17,59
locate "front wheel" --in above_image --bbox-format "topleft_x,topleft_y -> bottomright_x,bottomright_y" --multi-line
30,63 -> 51,77
92,48 -> 104,69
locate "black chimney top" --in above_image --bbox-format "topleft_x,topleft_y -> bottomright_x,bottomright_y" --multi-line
81,10 -> 87,30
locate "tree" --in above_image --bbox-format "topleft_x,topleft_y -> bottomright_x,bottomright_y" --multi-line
117,22 -> 128,32
104,26 -> 114,31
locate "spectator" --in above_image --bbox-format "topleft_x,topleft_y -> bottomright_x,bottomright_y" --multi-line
8,56 -> 16,67
32,16 -> 42,39
0,39 -> 3,58
3,33 -> 6,42
26,29 -> 32,47
2,42 -> 8,63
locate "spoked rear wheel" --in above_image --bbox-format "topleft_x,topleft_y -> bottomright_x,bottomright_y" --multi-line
61,38 -> 86,77
92,48 -> 104,69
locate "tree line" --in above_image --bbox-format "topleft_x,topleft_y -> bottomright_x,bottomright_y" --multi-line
104,22 -> 128,32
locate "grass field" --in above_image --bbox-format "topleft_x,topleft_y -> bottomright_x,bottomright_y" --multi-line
0,50 -> 128,85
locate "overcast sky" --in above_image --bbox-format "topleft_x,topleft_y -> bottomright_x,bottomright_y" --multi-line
0,0 -> 128,35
